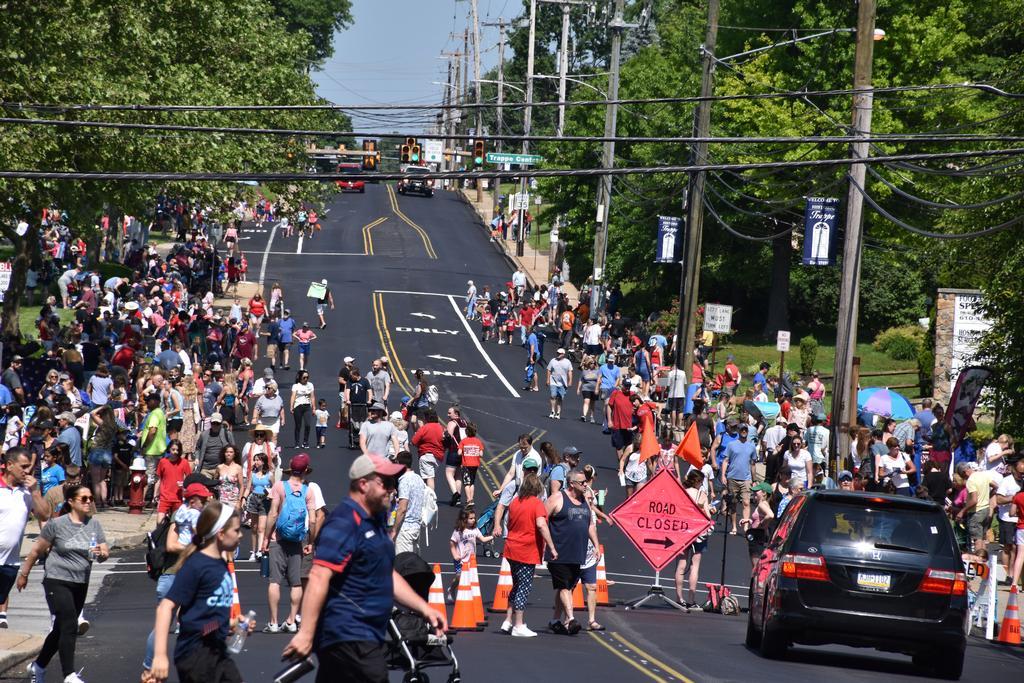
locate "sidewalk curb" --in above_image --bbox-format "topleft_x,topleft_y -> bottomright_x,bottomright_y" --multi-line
0,633 -> 45,677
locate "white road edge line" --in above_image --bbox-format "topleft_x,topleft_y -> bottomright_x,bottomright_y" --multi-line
296,232 -> 304,254
265,251 -> 366,256
257,220 -> 280,286
446,295 -> 521,399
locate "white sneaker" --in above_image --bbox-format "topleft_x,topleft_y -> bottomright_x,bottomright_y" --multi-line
499,620 -> 512,635
548,412 -> 555,419
262,622 -> 281,633
77,616 -> 90,636
246,551 -> 256,562
28,661 -> 45,683
282,621 -> 297,633
295,614 -> 302,624
511,625 -> 537,638
64,672 -> 87,683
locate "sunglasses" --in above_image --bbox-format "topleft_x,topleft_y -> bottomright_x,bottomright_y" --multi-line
374,475 -> 398,490
77,496 -> 94,503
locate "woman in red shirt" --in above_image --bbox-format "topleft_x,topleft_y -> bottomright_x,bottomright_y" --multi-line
248,293 -> 267,328
411,410 -> 445,491
501,474 -> 557,638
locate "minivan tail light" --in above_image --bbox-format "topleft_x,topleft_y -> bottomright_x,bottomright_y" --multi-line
918,568 -> 967,596
780,554 -> 830,581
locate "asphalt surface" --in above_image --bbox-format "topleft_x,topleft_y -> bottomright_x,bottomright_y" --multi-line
12,184 -> 1022,682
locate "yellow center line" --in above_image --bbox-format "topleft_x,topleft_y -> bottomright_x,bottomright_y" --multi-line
386,184 -> 438,259
608,632 -> 697,683
586,632 -> 670,683
362,216 -> 388,255
373,292 -> 413,396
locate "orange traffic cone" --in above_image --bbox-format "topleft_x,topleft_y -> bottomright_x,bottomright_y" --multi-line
997,585 -> 1021,645
227,559 -> 241,621
572,581 -> 585,609
596,545 -> 613,606
469,555 -> 487,626
428,564 -> 449,621
489,557 -> 513,613
450,569 -> 482,631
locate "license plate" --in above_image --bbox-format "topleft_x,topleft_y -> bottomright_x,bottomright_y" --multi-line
857,571 -> 892,592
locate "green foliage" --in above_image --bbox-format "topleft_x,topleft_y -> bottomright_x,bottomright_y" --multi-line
917,347 -> 934,397
873,325 -> 925,361
268,0 -> 353,65
799,335 -> 818,376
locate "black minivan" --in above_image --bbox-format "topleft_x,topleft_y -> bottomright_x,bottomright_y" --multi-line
746,490 -> 968,679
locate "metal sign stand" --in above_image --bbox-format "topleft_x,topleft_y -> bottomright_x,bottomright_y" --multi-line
623,569 -> 687,612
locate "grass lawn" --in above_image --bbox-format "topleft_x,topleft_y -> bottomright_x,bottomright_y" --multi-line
711,333 -> 924,412
16,304 -> 74,340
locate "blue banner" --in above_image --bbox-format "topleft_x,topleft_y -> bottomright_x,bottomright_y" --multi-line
655,215 -> 682,263
801,197 -> 839,266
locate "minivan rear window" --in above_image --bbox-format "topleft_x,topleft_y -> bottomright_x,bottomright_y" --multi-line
797,499 -> 957,559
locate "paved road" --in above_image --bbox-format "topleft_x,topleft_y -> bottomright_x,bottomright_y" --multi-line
16,184 -> 1022,682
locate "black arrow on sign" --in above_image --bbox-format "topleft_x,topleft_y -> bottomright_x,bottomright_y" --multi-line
643,537 -> 674,549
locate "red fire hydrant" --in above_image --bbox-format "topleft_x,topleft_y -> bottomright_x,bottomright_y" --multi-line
128,456 -> 148,514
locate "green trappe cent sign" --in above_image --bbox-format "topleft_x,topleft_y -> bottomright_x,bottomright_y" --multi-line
485,152 -> 543,165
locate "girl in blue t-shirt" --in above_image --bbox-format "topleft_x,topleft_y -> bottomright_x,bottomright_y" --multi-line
40,449 -> 66,496
149,501 -> 246,683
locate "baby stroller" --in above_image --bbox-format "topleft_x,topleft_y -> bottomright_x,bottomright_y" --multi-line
388,553 -> 461,683
475,500 -> 499,558
348,402 -> 368,449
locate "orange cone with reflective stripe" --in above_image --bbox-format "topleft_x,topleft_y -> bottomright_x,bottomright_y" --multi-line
450,569 -> 482,631
572,581 -> 585,609
469,555 -> 487,626
596,545 -> 612,606
489,557 -> 513,613
428,563 -> 449,622
997,585 -> 1021,645
227,559 -> 241,621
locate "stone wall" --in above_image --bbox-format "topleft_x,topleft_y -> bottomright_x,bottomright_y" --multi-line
933,288 -> 983,406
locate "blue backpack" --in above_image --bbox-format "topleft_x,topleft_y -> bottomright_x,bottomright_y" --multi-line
276,482 -> 308,543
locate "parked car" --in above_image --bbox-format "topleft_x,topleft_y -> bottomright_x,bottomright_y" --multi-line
746,490 -> 968,679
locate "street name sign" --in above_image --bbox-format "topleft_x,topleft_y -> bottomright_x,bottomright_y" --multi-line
610,469 -> 713,571
486,152 -> 543,165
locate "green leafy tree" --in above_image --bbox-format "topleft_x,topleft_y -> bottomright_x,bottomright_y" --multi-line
268,0 -> 353,65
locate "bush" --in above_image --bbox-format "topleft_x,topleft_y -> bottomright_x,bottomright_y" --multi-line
917,347 -> 934,397
800,335 -> 818,376
873,325 -> 925,361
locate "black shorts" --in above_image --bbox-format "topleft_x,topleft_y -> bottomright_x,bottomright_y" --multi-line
1000,519 -> 1018,546
445,449 -> 461,467
667,397 -> 686,413
611,428 -> 633,451
175,641 -> 242,683
548,562 -> 582,591
461,466 -> 478,488
316,641 -> 387,683
0,565 -> 17,605
167,417 -> 184,433
581,390 -> 597,401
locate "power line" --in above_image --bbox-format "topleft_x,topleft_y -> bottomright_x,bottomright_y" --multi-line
7,115 -> 1024,146
866,165 -> 1024,210
2,146 -> 1023,182
702,195 -> 797,242
2,82 -> 1022,114
847,174 -> 1024,239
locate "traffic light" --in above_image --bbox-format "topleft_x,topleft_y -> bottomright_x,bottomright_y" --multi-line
411,144 -> 421,163
400,144 -> 410,163
473,140 -> 486,167
362,139 -> 377,170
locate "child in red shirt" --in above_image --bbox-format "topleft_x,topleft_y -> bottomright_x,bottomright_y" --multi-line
155,441 -> 193,522
480,309 -> 494,343
457,423 -> 485,504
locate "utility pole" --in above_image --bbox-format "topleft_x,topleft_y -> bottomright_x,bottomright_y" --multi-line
483,18 -> 507,218
463,29 -> 470,116
831,0 -> 878,465
556,3 -> 571,137
470,0 -> 484,201
445,59 -> 454,172
590,0 -> 627,317
674,0 -> 720,372
441,48 -> 463,173
516,0 -> 538,258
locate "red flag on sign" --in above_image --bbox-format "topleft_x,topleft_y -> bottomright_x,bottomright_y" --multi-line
674,423 -> 704,470
638,421 -> 660,463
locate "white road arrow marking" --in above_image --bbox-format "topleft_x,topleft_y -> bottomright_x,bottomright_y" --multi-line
428,354 -> 457,362
411,312 -> 437,320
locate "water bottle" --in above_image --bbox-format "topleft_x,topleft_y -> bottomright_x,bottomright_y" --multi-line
227,610 -> 256,654
273,655 -> 317,683
260,553 -> 271,578
89,533 -> 98,560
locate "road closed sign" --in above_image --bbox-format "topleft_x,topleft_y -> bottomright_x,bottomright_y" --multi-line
610,469 -> 714,571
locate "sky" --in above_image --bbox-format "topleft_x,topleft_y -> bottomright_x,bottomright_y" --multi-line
312,0 -> 509,133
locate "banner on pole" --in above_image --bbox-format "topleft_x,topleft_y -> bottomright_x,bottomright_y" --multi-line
655,215 -> 681,263
801,197 -> 839,266
946,365 -> 992,441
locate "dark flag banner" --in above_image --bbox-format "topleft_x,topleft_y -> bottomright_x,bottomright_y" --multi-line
946,365 -> 992,440
655,215 -> 681,263
802,197 -> 839,266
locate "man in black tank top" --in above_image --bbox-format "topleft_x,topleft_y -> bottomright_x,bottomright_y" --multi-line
544,471 -> 598,635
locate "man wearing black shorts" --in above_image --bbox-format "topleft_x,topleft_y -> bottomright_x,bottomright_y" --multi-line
605,385 -> 635,478
544,471 -> 598,635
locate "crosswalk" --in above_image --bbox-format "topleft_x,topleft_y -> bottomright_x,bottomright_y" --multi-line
6,559 -> 122,635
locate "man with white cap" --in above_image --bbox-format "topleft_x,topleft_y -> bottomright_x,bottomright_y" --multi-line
283,453 -> 446,680
315,279 -> 334,329
546,348 -> 574,420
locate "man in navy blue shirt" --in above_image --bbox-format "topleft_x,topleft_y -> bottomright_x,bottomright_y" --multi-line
283,454 -> 446,682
